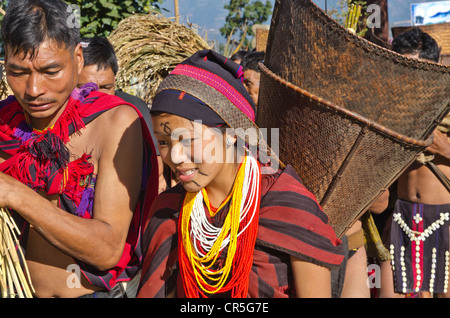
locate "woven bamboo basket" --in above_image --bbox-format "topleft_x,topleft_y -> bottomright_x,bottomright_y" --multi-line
442,54 -> 450,66
257,0 -> 450,237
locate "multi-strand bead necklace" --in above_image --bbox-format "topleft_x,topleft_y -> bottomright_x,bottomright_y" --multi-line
178,154 -> 261,297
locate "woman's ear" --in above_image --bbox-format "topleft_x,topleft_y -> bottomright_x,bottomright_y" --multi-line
225,134 -> 237,147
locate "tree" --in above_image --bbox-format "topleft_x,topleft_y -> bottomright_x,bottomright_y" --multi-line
220,0 -> 272,52
64,0 -> 166,38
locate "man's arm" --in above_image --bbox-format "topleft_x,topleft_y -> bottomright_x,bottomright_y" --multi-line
426,130 -> 450,161
368,189 -> 389,214
0,105 -> 143,271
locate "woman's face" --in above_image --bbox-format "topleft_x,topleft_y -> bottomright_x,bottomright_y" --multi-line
152,113 -> 238,193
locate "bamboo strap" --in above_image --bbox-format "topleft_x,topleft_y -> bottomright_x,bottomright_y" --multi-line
426,161 -> 450,192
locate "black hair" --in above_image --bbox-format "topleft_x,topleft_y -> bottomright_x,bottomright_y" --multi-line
230,50 -> 248,62
392,28 -> 441,63
1,0 -> 80,59
80,36 -> 119,75
241,51 -> 265,73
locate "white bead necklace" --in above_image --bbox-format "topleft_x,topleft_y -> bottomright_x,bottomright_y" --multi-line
189,154 -> 260,259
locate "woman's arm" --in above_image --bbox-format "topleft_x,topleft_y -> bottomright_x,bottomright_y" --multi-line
290,255 -> 332,298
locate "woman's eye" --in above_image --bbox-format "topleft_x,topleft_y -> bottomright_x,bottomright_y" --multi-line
158,140 -> 168,147
180,138 -> 195,146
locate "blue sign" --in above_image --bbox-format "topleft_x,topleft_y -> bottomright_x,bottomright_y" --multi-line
411,1 -> 450,25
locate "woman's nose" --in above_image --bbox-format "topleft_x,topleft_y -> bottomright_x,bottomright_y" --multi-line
170,142 -> 190,165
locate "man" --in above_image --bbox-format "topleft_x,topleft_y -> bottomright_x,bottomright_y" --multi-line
380,28 -> 450,298
77,37 -> 152,130
335,192 -> 389,298
0,0 -> 158,298
241,51 -> 264,106
77,36 -> 167,193
230,50 -> 248,65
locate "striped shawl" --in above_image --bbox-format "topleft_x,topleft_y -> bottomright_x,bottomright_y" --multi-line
137,165 -> 345,298
0,87 -> 159,291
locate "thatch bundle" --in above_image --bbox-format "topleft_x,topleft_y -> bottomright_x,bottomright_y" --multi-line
0,208 -> 34,298
0,62 -> 11,101
109,13 -> 210,106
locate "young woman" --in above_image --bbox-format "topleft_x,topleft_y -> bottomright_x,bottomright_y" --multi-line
137,50 -> 345,298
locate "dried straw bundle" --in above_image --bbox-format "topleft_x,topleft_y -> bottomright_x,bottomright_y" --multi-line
108,13 -> 210,106
0,208 -> 34,298
0,62 -> 12,101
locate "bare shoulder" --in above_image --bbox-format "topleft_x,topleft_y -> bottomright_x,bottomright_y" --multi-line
92,105 -> 143,145
76,104 -> 143,161
97,104 -> 141,130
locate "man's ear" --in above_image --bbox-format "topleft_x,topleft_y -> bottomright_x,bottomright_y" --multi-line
74,43 -> 84,75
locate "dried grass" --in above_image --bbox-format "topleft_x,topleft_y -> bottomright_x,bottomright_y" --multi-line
0,208 -> 35,298
108,13 -> 210,106
0,62 -> 11,101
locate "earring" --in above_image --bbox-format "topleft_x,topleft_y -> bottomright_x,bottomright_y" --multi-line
226,138 -> 234,146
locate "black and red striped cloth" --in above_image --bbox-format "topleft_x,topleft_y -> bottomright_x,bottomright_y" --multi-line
137,165 -> 345,298
0,84 -> 159,291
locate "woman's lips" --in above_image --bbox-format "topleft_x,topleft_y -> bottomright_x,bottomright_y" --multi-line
177,168 -> 198,183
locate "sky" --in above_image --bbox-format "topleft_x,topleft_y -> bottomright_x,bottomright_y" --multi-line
158,0 -> 449,43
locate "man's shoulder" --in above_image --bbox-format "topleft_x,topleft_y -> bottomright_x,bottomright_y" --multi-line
114,90 -> 150,119
115,90 -> 148,108
79,91 -> 141,134
114,90 -> 153,133
81,90 -> 136,117
95,103 -> 141,127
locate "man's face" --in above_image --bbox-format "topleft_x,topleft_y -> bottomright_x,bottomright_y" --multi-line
78,64 -> 116,95
5,39 -> 84,130
243,69 -> 261,106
